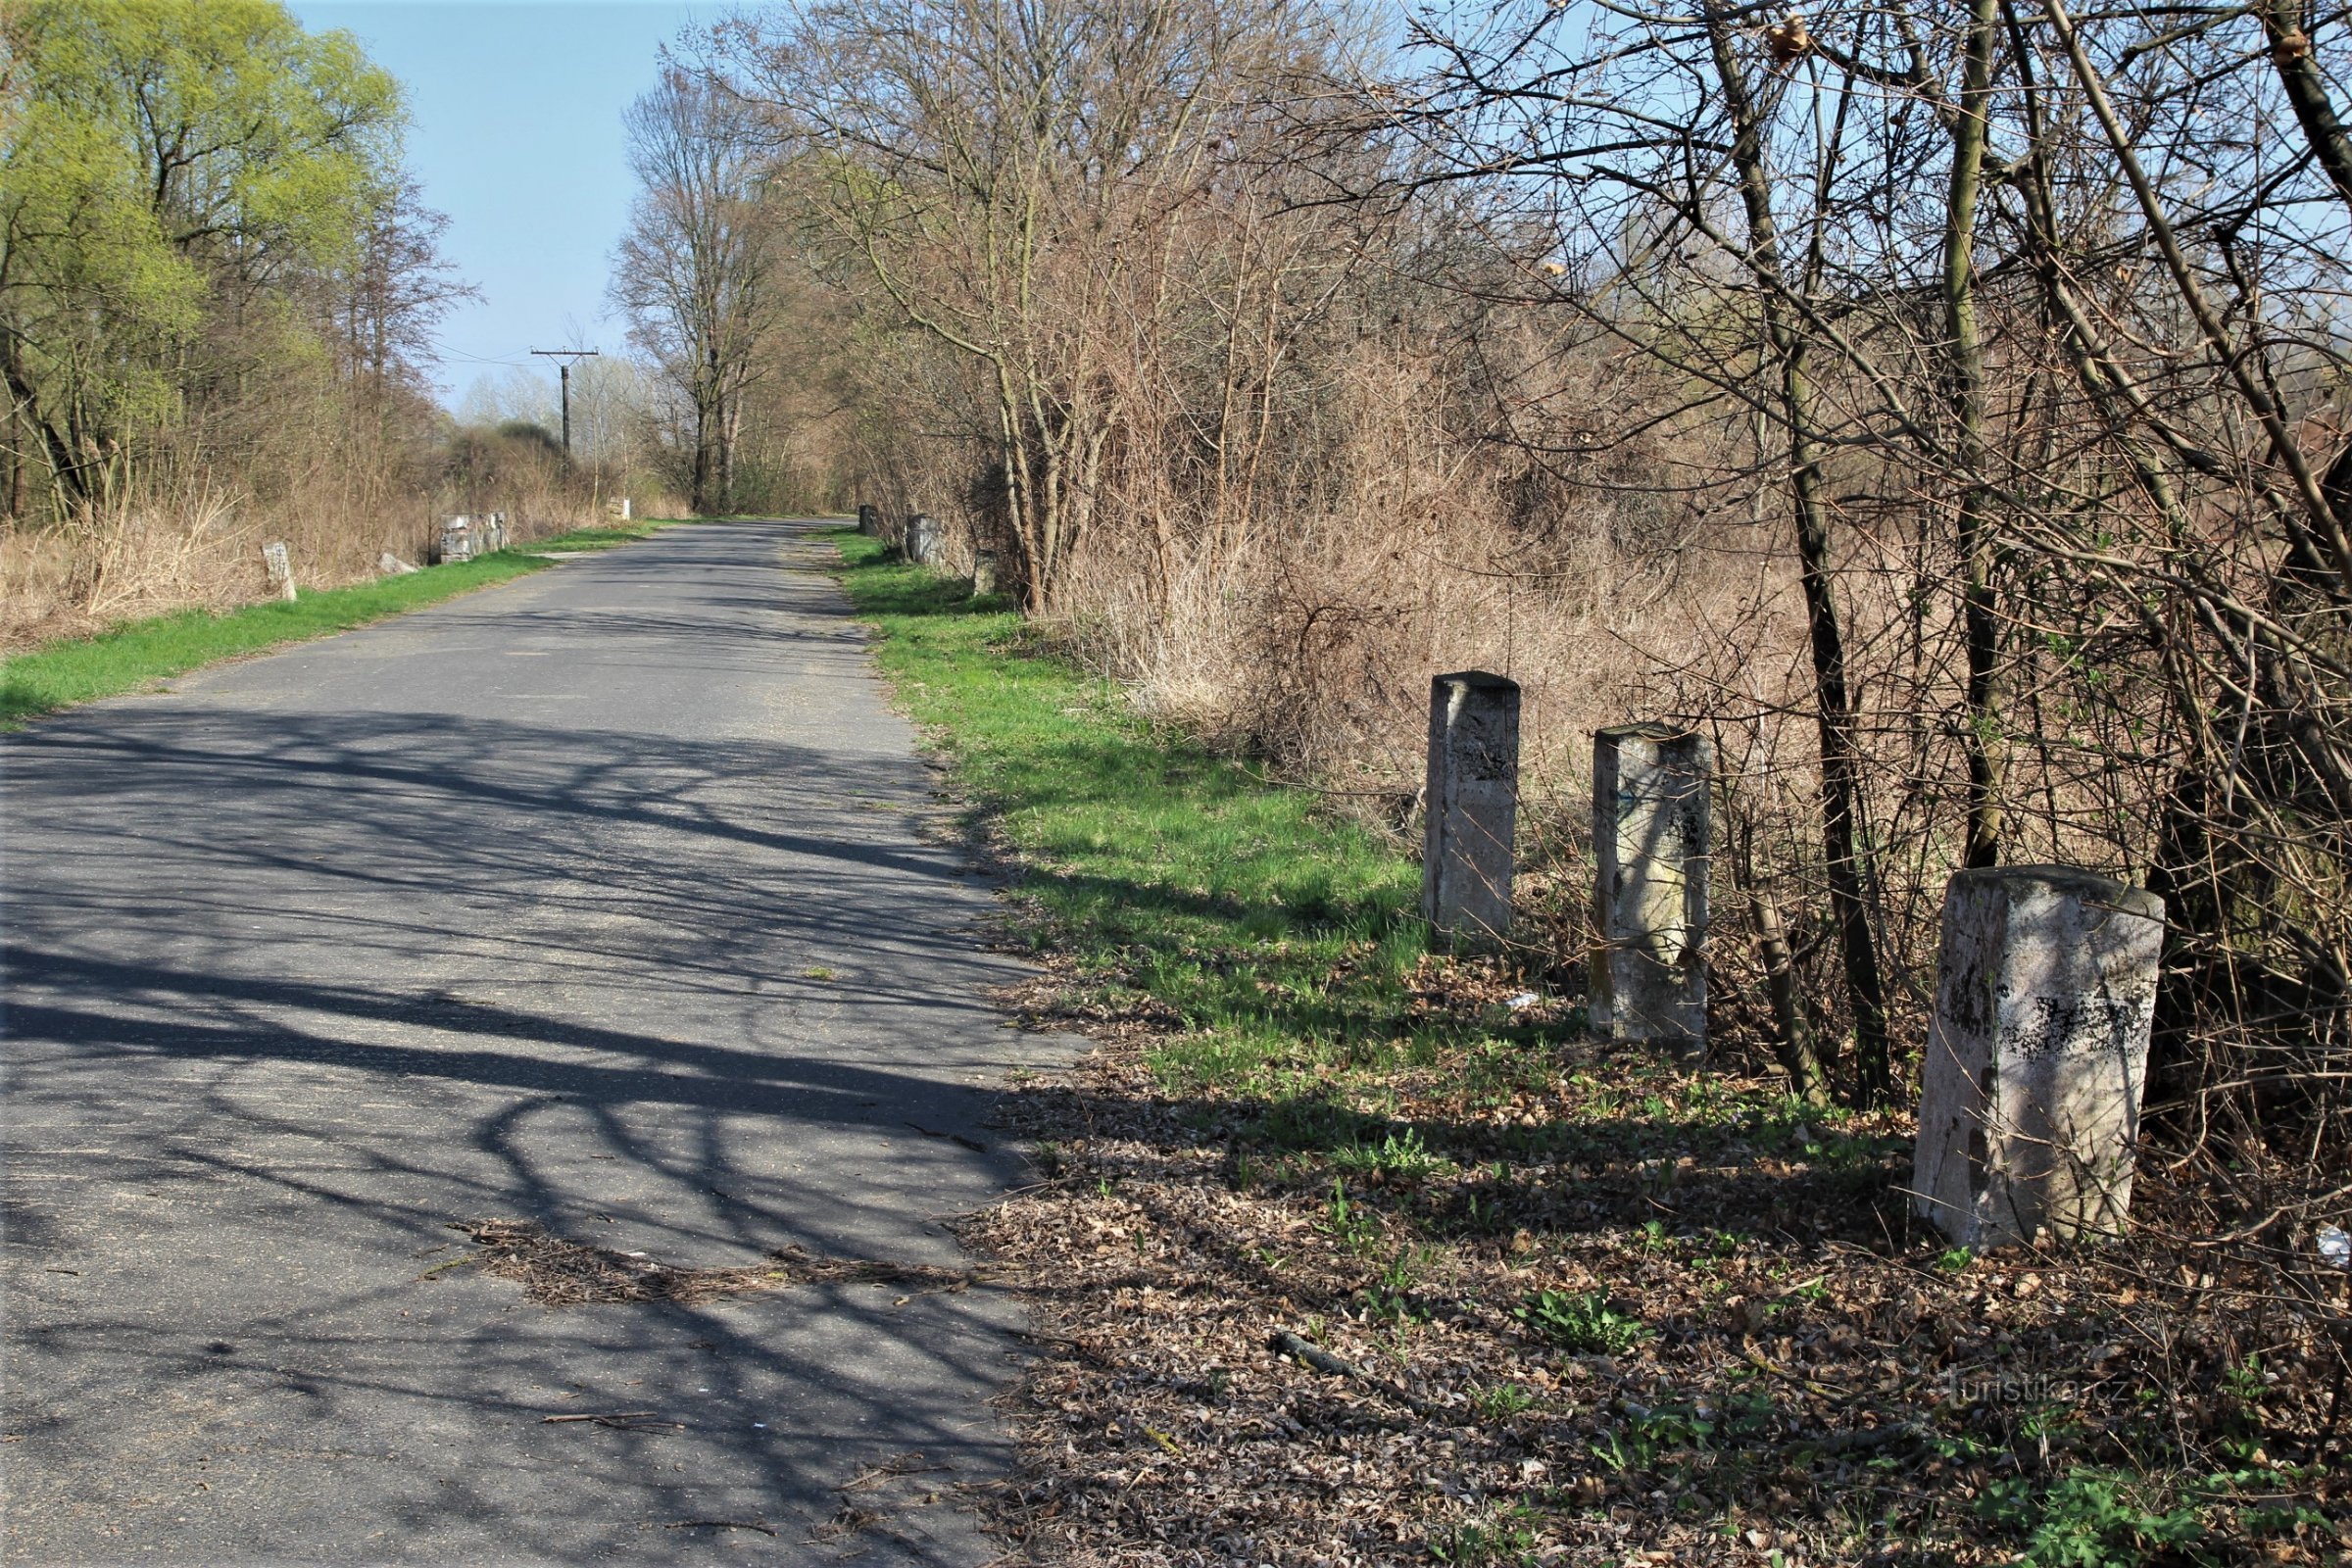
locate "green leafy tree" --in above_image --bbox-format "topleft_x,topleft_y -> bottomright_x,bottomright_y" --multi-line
0,0 -> 403,509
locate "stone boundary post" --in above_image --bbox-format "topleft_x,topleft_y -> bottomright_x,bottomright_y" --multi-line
262,541 -> 297,603
1422,671 -> 1520,953
858,504 -> 877,535
439,515 -> 473,564
1913,866 -> 2166,1249
906,514 -> 941,565
1590,724 -> 1711,1053
972,549 -> 1000,596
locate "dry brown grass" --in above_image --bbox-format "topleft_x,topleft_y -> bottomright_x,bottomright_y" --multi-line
0,432 -> 674,652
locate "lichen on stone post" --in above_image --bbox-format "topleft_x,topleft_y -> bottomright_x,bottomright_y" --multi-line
1913,866 -> 2166,1249
262,541 -> 297,603
1590,724 -> 1711,1054
1421,671 -> 1520,954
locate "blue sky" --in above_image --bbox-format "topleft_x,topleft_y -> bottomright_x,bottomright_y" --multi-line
289,2 -> 711,407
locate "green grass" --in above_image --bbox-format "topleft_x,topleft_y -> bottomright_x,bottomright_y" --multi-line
827,528 -> 1436,1101
1,516 -> 683,726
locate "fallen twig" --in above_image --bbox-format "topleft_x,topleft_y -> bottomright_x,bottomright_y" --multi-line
1269,1328 -> 1436,1416
839,1450 -> 949,1492
906,1121 -> 989,1152
540,1410 -> 682,1431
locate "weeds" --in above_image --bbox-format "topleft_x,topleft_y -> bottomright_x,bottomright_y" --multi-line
1977,1470 -> 2204,1567
1468,1383 -> 1535,1421
1426,1502 -> 1539,1566
1515,1290 -> 1648,1354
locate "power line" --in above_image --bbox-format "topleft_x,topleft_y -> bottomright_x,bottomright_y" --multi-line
528,348 -> 601,455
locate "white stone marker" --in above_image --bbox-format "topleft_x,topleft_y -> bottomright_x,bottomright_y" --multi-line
439,515 -> 473,563
906,514 -> 941,565
1913,866 -> 2166,1249
1590,724 -> 1711,1053
261,541 -> 297,603
1421,670 -> 1520,953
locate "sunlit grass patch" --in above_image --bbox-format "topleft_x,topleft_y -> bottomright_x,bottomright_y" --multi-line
827,526 -> 1424,1093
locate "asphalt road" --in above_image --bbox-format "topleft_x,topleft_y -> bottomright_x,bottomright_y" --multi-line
2,519 -> 1064,1564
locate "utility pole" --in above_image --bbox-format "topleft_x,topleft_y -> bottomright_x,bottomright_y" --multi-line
528,348 -> 600,457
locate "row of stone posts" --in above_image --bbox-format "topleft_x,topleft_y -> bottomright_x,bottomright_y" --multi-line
1417,668 -> 2168,1251
853,503 -> 945,564
856,502 -> 1002,591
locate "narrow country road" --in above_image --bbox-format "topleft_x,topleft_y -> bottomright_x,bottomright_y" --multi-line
1,520 -> 1059,1564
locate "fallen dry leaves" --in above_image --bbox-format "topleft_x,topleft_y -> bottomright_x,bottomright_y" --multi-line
957,953 -> 2351,1566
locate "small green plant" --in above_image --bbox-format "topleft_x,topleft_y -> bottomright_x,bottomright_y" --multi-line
1934,1246 -> 1975,1274
1331,1126 -> 1450,1184
802,965 -> 837,981
1468,1382 -> 1536,1421
1782,1275 -> 1830,1305
1380,1244 -> 1435,1291
1516,1289 -> 1648,1353
2240,1501 -> 2329,1540
1426,1502 -> 1539,1565
1977,1470 -> 2204,1566
1591,1428 -> 1644,1474
1320,1178 -> 1382,1252
1358,1247 -> 1433,1324
1359,1286 -> 1426,1326
1722,1387 -> 1778,1437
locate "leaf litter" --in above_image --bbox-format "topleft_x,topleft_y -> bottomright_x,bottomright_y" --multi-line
956,950 -> 2350,1566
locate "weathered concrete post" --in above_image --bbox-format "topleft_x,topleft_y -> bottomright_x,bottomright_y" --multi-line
439,515 -> 473,564
1421,671 -> 1520,953
858,504 -> 877,535
618,496 -> 633,522
1914,867 -> 2165,1249
1590,724 -> 1711,1053
261,541 -> 297,603
906,514 -> 940,565
972,549 -> 1001,597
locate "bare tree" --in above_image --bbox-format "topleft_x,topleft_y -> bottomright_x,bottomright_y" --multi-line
612,69 -> 779,514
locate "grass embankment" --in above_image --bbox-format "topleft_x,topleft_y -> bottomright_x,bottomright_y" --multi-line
0,518 -> 676,726
831,532 -> 2342,1567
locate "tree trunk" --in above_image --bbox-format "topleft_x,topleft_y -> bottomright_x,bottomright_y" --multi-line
1704,3 -> 1894,1105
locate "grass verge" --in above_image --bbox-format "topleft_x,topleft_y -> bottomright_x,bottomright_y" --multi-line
1,517 -> 681,726
828,529 -> 2345,1567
